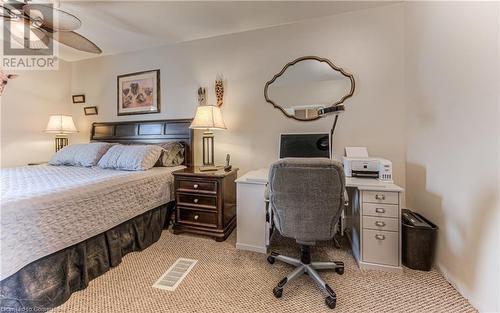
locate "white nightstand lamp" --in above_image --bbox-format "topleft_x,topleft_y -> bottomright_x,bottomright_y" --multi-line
45,114 -> 78,152
190,105 -> 226,167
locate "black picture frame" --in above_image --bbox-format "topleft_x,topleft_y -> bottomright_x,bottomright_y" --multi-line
72,94 -> 85,103
117,69 -> 160,116
84,106 -> 98,115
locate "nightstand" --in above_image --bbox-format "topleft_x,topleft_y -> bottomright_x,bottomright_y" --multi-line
172,167 -> 238,242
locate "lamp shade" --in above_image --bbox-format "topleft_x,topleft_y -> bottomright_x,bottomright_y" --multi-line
45,115 -> 78,134
190,105 -> 226,130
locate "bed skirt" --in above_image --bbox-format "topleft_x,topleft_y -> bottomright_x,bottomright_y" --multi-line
0,201 -> 175,312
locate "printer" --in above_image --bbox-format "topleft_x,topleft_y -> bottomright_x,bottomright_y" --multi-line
342,147 -> 393,182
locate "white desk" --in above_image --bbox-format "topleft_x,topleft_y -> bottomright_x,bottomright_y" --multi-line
235,168 -> 404,272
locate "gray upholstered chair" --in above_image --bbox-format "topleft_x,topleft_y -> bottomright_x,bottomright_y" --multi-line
266,158 -> 346,309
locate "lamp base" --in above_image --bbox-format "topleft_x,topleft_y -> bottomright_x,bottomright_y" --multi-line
198,166 -> 219,172
202,130 -> 215,166
55,136 -> 68,152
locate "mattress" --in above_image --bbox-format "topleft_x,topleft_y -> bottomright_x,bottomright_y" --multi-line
0,164 -> 184,281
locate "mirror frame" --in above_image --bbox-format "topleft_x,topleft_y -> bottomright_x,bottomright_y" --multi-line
264,56 -> 355,121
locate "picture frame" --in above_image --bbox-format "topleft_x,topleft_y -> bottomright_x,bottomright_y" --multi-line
117,69 -> 160,116
84,106 -> 98,116
72,94 -> 85,103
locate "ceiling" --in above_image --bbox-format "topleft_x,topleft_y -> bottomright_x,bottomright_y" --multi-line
2,1 -> 395,62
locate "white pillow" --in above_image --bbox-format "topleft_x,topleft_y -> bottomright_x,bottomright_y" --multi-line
49,143 -> 114,167
98,144 -> 163,171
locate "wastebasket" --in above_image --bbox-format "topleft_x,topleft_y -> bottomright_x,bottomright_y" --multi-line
402,209 -> 438,271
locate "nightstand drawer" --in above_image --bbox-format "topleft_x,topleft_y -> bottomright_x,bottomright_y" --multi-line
363,203 -> 398,218
363,191 -> 399,205
178,180 -> 217,193
178,208 -> 218,228
363,216 -> 398,232
178,193 -> 217,209
362,229 -> 399,266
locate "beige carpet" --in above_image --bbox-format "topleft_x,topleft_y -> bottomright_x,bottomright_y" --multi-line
50,230 -> 476,313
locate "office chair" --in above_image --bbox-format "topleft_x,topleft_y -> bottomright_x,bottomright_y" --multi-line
266,158 -> 346,309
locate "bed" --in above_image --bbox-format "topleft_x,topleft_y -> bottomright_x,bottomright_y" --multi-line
0,119 -> 193,312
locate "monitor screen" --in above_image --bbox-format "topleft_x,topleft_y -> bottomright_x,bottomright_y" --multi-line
279,133 -> 330,159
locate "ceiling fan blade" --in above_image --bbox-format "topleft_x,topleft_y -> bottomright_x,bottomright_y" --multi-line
51,31 -> 102,54
23,3 -> 81,31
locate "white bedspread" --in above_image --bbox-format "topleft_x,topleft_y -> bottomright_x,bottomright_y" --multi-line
0,165 -> 183,280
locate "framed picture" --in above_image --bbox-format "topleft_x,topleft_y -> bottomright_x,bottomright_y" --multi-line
117,69 -> 160,116
72,94 -> 85,103
84,106 -> 98,115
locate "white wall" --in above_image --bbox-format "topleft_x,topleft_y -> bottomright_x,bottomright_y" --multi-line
69,4 -> 407,186
1,61 -> 72,167
405,2 -> 500,312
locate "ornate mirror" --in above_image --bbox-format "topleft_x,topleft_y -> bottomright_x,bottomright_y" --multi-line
264,56 -> 355,121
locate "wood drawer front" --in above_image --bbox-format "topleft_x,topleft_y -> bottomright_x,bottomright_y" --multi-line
362,229 -> 399,266
178,180 -> 217,193
178,208 -> 217,228
363,191 -> 399,205
363,216 -> 398,232
178,193 -> 217,209
363,203 -> 398,218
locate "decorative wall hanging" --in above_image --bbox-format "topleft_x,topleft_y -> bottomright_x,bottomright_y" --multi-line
117,69 -> 160,116
84,106 -> 98,115
72,94 -> 85,103
197,87 -> 207,106
215,74 -> 224,107
0,69 -> 17,96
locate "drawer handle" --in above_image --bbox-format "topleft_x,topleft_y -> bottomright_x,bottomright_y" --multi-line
375,194 -> 386,200
375,234 -> 386,240
193,198 -> 199,204
193,184 -> 199,189
194,214 -> 199,220
375,208 -> 386,213
375,221 -> 386,227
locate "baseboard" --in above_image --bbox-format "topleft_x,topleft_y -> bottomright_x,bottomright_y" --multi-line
435,263 -> 480,311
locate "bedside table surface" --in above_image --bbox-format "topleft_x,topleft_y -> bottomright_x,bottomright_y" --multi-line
173,166 -> 239,178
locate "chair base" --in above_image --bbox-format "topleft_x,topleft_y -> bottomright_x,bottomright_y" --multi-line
267,250 -> 344,309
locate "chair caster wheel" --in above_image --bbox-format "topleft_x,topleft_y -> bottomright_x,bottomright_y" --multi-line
267,256 -> 275,264
273,287 -> 283,298
335,262 -> 345,275
325,295 -> 336,309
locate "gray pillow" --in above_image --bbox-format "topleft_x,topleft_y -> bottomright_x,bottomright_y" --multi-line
98,144 -> 163,171
156,142 -> 185,167
49,143 -> 114,167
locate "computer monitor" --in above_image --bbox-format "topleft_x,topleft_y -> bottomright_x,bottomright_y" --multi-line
279,133 -> 330,159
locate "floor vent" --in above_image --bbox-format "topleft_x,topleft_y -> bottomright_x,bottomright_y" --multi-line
153,258 -> 197,291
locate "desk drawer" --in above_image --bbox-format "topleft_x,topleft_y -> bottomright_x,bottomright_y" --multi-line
363,216 -> 398,232
178,193 -> 217,209
178,208 -> 217,228
363,203 -> 399,218
178,180 -> 217,193
362,229 -> 399,266
363,191 -> 399,205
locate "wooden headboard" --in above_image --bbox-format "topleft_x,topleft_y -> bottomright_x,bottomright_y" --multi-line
90,119 -> 194,167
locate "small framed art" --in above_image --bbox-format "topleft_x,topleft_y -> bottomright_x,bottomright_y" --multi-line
72,94 -> 85,103
117,69 -> 160,116
84,106 -> 98,115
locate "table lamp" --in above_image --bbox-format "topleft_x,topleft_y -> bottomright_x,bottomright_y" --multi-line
190,105 -> 226,167
45,114 -> 78,152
